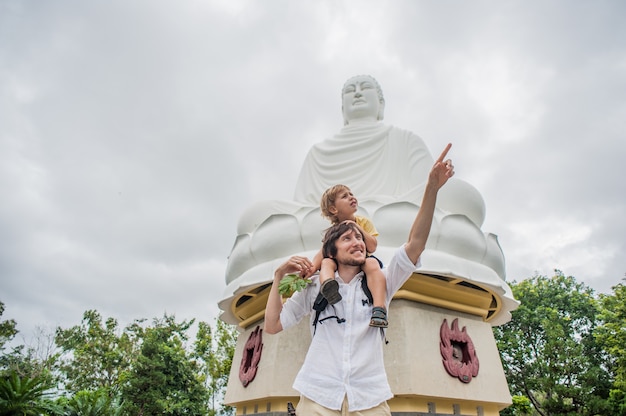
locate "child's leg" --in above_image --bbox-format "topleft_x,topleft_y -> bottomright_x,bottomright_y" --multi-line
319,258 -> 341,304
319,257 -> 337,285
363,257 -> 388,328
363,258 -> 386,308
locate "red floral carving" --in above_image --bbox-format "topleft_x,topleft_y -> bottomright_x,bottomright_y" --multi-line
239,325 -> 263,387
440,318 -> 479,383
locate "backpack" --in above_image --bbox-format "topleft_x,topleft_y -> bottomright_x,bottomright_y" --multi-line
311,274 -> 387,343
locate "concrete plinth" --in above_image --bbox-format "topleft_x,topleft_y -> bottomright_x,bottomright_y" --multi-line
225,297 -> 511,415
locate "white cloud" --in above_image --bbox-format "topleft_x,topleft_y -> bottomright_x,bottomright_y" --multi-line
1,0 -> 625,343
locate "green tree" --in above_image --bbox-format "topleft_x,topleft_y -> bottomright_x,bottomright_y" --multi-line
0,302 -> 17,355
121,314 -> 209,416
500,395 -> 532,416
9,327 -> 60,384
55,310 -> 140,397
5,307 -> 237,414
0,302 -> 18,378
494,271 -> 611,416
194,319 -> 237,416
1,302 -> 59,389
596,280 -> 626,415
57,389 -> 123,416
0,372 -> 60,415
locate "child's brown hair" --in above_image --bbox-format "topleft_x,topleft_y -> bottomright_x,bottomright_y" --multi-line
320,184 -> 351,224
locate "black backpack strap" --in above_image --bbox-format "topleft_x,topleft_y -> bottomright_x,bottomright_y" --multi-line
312,292 -> 328,334
312,274 -> 387,343
360,273 -> 373,305
361,274 -> 388,344
312,292 -> 347,333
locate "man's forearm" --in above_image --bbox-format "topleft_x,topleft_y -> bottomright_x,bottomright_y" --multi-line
264,272 -> 285,334
405,182 -> 438,264
404,143 -> 454,264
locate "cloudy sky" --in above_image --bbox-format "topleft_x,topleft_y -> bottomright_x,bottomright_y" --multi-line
1,0 -> 625,343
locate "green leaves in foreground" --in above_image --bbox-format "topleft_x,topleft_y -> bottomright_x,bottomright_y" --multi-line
279,274 -> 312,296
0,372 -> 58,416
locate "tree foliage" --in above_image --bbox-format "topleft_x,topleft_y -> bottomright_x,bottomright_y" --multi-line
500,395 -> 532,416
0,372 -> 60,416
1,301 -> 239,415
58,389 -> 123,416
0,302 -> 18,376
596,280 -> 626,415
5,327 -> 60,386
495,271 -> 611,416
0,303 -> 17,354
55,310 -> 140,396
194,320 -> 237,416
120,315 -> 210,415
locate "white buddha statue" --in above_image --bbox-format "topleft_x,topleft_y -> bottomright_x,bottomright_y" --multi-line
295,75 -> 431,206
221,75 -> 516,326
294,75 -> 485,226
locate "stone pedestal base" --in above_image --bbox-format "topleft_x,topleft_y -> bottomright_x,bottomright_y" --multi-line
225,299 -> 512,415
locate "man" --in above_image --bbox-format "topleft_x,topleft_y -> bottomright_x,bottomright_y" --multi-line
264,143 -> 455,415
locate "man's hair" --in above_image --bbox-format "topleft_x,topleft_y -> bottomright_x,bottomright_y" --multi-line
320,184 -> 351,224
322,221 -> 363,259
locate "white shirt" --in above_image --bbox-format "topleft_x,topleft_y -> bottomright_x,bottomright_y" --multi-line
280,245 -> 420,411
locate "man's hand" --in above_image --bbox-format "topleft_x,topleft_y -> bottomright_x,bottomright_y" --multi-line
266,255 -> 314,334
428,143 -> 455,189
275,256 -> 314,282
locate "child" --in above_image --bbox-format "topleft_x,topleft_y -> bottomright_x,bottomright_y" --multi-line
312,184 -> 388,328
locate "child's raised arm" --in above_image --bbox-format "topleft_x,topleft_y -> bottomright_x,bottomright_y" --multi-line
301,248 -> 323,279
360,226 -> 378,253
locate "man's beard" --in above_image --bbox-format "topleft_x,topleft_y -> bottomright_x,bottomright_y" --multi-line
339,257 -> 366,267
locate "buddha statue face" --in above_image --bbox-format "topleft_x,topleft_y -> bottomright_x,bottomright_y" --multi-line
341,75 -> 385,125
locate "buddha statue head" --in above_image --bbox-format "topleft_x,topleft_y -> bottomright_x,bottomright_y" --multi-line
342,74 -> 385,125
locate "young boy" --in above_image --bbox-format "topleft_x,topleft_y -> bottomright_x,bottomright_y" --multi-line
312,184 -> 388,328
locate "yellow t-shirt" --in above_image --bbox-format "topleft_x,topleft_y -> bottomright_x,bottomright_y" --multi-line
355,216 -> 379,257
355,215 -> 379,238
